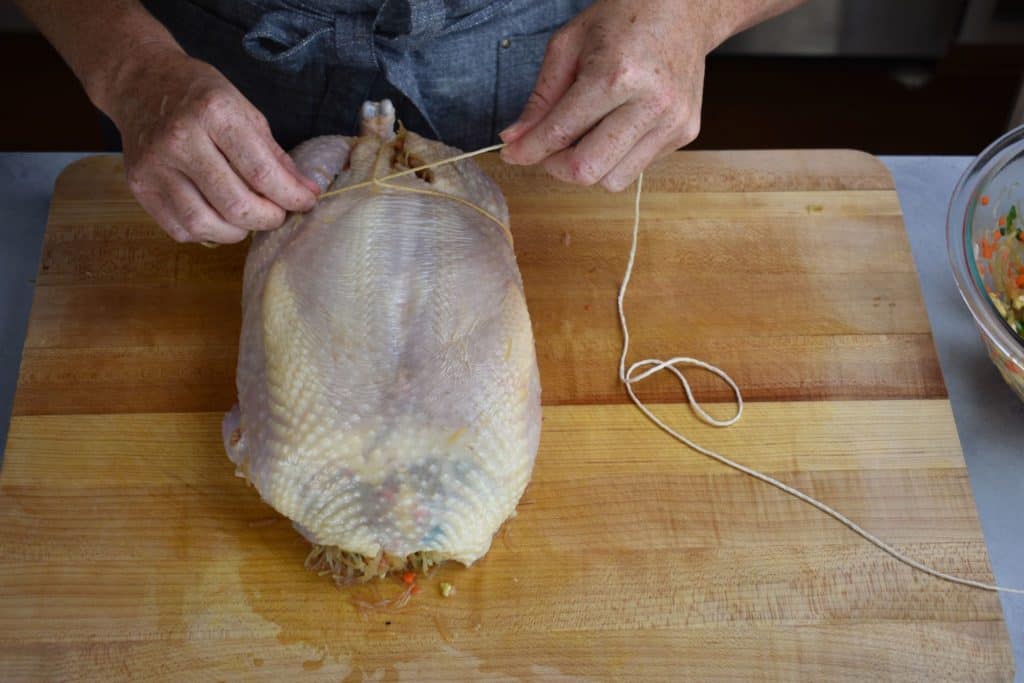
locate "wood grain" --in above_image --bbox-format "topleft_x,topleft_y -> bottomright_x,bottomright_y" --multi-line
0,150 -> 1011,680
0,625 -> 1011,682
12,150 -> 943,416
0,403 -> 1012,681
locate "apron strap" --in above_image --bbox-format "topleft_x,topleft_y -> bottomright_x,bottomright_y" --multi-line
241,2 -> 459,137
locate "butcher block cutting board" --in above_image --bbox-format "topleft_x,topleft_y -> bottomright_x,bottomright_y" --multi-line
0,150 -> 1013,681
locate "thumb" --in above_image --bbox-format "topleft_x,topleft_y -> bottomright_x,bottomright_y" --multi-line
500,28 -> 582,145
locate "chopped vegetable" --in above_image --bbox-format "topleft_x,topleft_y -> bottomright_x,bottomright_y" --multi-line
401,571 -> 416,585
978,201 -> 1024,340
989,292 -> 1008,318
981,195 -> 990,206
304,545 -> 443,586
439,582 -> 455,597
982,236 -> 998,259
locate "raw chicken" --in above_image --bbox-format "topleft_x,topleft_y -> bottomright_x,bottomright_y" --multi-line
222,101 -> 541,581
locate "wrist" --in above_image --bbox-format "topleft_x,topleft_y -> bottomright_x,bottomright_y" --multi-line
86,38 -> 185,118
694,0 -> 749,55
68,4 -> 186,118
13,1 -> 190,123
699,0 -> 805,53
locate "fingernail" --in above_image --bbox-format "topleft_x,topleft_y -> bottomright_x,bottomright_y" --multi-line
499,121 -> 523,142
300,174 -> 321,194
499,146 -> 518,165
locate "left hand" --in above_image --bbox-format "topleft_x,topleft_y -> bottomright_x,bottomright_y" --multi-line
498,0 -> 715,192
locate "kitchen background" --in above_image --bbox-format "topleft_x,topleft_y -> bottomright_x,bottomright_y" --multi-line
0,0 -> 1022,154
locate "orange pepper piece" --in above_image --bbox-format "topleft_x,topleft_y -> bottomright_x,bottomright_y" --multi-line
981,238 -> 997,259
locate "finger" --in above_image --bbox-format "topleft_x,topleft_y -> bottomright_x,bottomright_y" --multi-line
184,135 -> 287,231
281,150 -> 322,195
209,111 -> 318,212
501,75 -> 630,167
162,168 -> 250,244
499,26 -> 583,144
599,128 -> 678,193
541,101 -> 658,186
129,167 -> 194,243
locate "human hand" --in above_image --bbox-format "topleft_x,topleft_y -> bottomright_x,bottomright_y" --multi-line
106,47 -> 319,243
499,0 -> 716,192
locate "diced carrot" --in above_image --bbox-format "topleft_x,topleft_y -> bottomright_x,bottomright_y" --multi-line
994,228 -> 1003,241
999,216 -> 1007,227
1015,274 -> 1024,288
410,585 -> 421,595
401,571 -> 415,585
981,195 -> 990,206
982,238 -> 997,259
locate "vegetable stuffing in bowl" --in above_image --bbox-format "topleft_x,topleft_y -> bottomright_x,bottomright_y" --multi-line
947,124 -> 1024,402
976,201 -> 1024,339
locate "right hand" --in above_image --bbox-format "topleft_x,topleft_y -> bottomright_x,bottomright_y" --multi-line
106,48 -> 319,244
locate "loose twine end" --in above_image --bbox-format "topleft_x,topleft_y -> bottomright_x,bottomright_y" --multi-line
618,172 -> 1022,596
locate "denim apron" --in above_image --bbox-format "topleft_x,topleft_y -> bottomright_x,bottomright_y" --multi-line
141,0 -> 592,150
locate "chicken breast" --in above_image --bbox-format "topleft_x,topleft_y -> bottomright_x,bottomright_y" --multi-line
222,101 -> 540,580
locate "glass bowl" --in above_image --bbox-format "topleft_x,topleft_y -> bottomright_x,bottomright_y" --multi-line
947,124 -> 1024,401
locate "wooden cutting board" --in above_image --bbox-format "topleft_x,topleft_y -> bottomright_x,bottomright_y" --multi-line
0,151 -> 1013,681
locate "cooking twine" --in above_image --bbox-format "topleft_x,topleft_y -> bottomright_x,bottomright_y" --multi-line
319,140 -> 1023,596
318,142 -> 510,234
